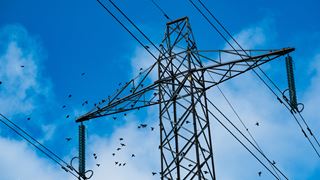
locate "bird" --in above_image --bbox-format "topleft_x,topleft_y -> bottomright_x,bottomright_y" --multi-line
151,127 -> 155,131
140,68 -> 143,71
65,137 -> 72,141
120,143 -> 126,147
119,163 -> 122,166
119,138 -> 123,141
141,124 -> 147,128
188,164 -> 193,167
112,153 -> 115,156
145,45 -> 149,49
255,122 -> 259,126
0,81 -> 2,85
113,117 -> 117,120
124,113 -> 127,116
186,120 -> 190,124
204,171 -> 209,174
123,163 -> 126,166
117,147 -> 121,151
258,171 -> 262,177
68,94 -> 72,98
272,160 -> 276,165
152,172 -> 157,176
62,105 -> 66,108
81,72 -> 86,76
131,154 -> 135,157
96,164 -> 100,167
20,65 -> 25,68
115,161 -> 118,165
66,115 -> 70,118
27,117 -> 31,121
93,153 -> 97,158
82,100 -> 88,106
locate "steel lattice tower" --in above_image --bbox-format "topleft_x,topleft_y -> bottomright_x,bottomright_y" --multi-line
76,15 -> 294,180
158,17 -> 215,180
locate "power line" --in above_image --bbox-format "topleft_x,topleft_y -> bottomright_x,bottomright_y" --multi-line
205,99 -> 288,179
188,0 -> 320,158
0,113 -> 79,178
150,0 -> 171,20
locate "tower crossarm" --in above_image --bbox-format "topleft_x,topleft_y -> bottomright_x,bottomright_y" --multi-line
76,47 -> 294,123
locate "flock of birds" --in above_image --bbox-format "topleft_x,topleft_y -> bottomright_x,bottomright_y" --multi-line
0,65 -> 269,178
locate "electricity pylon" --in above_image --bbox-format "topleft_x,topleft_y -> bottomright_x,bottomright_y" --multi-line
76,17 -> 294,180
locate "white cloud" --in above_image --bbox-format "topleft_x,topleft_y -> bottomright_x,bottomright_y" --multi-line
0,137 -> 70,180
0,24 -> 67,179
0,24 -> 52,116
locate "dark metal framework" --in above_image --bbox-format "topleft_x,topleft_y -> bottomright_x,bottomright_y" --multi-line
76,17 -> 294,180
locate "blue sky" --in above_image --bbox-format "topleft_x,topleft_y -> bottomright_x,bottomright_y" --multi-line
0,0 -> 320,179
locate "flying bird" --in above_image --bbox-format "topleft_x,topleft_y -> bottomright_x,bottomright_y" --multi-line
131,154 -> 135,157
68,94 -> 72,98
27,117 -> 31,121
62,105 -> 66,108
66,115 -> 70,118
141,124 -> 147,128
120,143 -> 126,147
112,153 -> 115,156
65,137 -> 72,141
115,161 -> 118,165
258,171 -> 262,177
255,122 -> 260,126
152,172 -> 157,176
96,164 -> 100,167
20,65 -> 25,68
117,147 -> 121,151
119,138 -> 123,141
151,127 -> 155,131
81,72 -> 86,76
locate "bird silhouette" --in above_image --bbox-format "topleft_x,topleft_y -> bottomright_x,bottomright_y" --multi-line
68,94 -> 72,98
151,127 -> 155,131
258,171 -> 262,176
66,115 -> 70,118
115,161 -> 118,165
96,164 -> 100,167
119,138 -> 123,141
0,81 -> 2,85
255,122 -> 259,126
120,143 -> 126,147
27,117 -> 31,121
112,153 -> 115,156
62,105 -> 66,108
204,171 -> 209,174
131,154 -> 135,157
123,163 -> 126,166
152,172 -> 157,176
116,147 -> 121,151
186,120 -> 190,124
65,137 -> 72,141
141,124 -> 147,128
81,72 -> 86,76
272,160 -> 276,165
20,65 -> 25,68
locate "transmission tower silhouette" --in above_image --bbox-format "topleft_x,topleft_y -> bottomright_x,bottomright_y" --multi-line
75,16 -> 294,180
